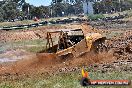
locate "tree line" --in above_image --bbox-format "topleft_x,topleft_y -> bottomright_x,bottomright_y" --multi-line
0,0 -> 50,22
94,0 -> 132,14
0,0 -> 132,22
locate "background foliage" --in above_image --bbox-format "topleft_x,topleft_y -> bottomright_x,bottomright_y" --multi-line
0,0 -> 132,22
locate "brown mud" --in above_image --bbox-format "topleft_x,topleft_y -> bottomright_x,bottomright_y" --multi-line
0,23 -> 132,77
0,50 -> 115,76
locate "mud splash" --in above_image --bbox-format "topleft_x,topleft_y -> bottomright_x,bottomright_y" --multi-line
0,53 -> 61,74
0,50 -> 115,75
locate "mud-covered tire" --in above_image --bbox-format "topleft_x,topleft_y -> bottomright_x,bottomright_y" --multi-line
94,43 -> 108,53
99,43 -> 108,52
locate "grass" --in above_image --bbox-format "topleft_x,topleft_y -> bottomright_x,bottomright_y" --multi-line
0,16 -> 76,28
0,20 -> 39,27
25,46 -> 45,53
0,70 -> 131,88
88,14 -> 105,20
103,10 -> 132,17
0,37 -> 59,53
0,39 -> 46,53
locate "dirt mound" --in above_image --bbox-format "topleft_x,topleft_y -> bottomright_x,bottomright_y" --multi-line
0,25 -> 67,42
65,51 -> 115,67
0,30 -> 44,42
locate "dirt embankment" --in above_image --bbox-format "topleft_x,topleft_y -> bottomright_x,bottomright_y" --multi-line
0,26 -> 61,42
0,23 -> 94,43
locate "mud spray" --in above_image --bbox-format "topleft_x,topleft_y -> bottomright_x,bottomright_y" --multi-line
0,50 -> 115,75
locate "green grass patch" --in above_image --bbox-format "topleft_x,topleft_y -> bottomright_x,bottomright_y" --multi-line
25,46 -> 45,53
13,39 -> 46,46
88,14 -> 105,20
0,20 -> 38,27
0,37 -> 59,53
0,39 -> 46,53
0,70 -> 131,88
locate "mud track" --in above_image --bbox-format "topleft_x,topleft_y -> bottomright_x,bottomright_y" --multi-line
0,23 -> 132,78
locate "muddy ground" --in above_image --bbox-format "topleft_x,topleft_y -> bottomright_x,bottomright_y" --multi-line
0,20 -> 132,80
